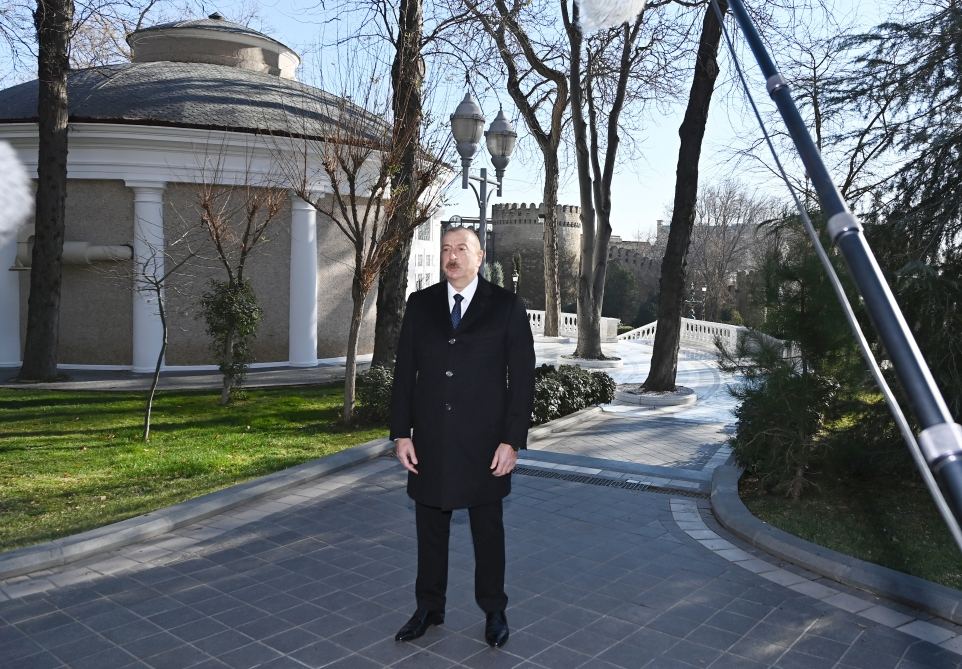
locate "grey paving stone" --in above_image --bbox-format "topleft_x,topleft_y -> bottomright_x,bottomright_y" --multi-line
143,643 -> 211,669
11,650 -> 64,669
192,629 -> 254,656
390,648 -> 458,668
664,638 -> 722,666
288,638 -> 352,666
121,631 -> 183,660
47,632 -> 117,662
323,654 -> 383,669
216,642 -> 283,669
424,632 -> 489,662
3,457 -> 961,669
792,632 -> 852,662
16,611 -> 73,635
67,645 -> 139,669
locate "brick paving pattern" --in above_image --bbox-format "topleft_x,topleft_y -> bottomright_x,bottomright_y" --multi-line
2,458 -> 960,668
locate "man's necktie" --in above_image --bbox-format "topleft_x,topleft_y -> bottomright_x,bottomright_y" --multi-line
451,294 -> 463,329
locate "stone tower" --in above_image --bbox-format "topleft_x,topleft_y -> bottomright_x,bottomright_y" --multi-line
489,203 -> 582,309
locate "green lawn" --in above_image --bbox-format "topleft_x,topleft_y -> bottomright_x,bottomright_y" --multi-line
0,386 -> 386,551
742,474 -> 962,590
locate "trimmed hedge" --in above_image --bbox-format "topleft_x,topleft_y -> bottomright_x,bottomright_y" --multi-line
532,364 -> 616,425
356,363 -> 616,427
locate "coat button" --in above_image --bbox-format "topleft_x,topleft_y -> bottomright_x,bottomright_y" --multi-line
445,370 -> 453,377
448,338 -> 456,344
444,403 -> 452,411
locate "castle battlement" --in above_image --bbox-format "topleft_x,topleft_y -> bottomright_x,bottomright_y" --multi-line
491,202 -> 581,228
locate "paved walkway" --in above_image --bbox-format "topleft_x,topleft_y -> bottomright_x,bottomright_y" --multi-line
2,341 -> 962,668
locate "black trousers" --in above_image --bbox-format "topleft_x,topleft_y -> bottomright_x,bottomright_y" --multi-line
415,500 -> 507,614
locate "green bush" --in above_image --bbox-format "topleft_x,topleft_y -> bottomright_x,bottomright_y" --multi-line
532,364 -> 615,425
730,364 -> 837,499
358,363 -> 616,427
532,375 -> 566,425
200,279 -> 262,403
356,365 -> 394,424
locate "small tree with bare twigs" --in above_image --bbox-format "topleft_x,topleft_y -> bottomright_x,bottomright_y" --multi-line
278,65 -> 449,424
134,231 -> 197,440
195,177 -> 286,405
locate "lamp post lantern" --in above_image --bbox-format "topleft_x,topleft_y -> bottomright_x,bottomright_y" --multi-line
450,90 -> 516,263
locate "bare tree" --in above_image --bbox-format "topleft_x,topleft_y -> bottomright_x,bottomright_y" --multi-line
684,180 -> 779,320
563,1 -> 655,359
303,0 -> 475,369
135,231 -> 197,440
193,171 -> 286,405
459,0 -> 568,338
644,0 -> 728,392
280,67 -> 449,424
373,0 -> 427,368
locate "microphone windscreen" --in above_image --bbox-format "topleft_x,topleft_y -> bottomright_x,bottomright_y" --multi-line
0,141 -> 32,247
577,0 -> 648,31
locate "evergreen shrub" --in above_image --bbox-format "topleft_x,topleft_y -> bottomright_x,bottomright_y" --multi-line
356,365 -> 394,423
532,364 -> 615,425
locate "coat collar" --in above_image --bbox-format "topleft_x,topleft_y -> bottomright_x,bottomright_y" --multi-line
434,275 -> 493,333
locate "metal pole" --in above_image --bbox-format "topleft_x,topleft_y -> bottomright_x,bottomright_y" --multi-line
478,167 -> 488,266
726,0 -> 962,523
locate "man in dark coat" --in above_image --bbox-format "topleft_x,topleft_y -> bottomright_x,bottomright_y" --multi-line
390,226 -> 535,648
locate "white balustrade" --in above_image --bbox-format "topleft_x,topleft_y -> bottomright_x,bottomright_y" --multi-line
526,310 -> 620,342
617,317 -> 793,356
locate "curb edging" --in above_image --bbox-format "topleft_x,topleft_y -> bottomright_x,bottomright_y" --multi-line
0,438 -> 395,580
710,464 -> 962,625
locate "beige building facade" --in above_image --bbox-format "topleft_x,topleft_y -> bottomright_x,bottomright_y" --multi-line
0,15 -> 438,371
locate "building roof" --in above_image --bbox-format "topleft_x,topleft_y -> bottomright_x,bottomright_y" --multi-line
130,14 -> 288,49
0,61 -> 384,142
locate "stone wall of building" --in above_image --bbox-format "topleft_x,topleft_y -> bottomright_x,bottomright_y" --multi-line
489,202 -> 582,309
606,243 -> 661,302
162,187 -> 377,364
162,183 -> 293,365
19,179 -> 135,365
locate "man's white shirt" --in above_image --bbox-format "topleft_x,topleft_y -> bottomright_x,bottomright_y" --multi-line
447,275 -> 479,317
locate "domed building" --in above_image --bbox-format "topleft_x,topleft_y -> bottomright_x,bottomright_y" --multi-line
0,14 -> 442,371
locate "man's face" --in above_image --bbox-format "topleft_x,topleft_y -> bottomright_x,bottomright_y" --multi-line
441,228 -> 484,289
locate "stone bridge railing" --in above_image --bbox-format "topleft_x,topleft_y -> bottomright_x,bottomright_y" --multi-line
526,310 -> 620,342
618,317 -> 790,355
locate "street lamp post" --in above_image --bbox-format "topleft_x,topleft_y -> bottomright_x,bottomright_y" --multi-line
450,90 -> 517,263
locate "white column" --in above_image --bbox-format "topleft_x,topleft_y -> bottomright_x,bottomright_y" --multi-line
289,195 -> 318,367
127,181 -> 166,373
0,236 -> 20,367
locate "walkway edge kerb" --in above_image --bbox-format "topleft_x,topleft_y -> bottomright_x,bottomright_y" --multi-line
0,438 -> 395,580
710,465 -> 962,625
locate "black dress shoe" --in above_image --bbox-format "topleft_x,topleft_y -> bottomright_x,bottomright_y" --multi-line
485,610 -> 509,647
395,608 -> 444,642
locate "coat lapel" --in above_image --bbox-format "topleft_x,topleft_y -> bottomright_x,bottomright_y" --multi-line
457,276 -> 491,333
430,281 -> 453,333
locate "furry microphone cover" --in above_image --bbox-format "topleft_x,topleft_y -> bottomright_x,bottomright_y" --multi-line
0,142 -> 32,247
577,0 -> 648,31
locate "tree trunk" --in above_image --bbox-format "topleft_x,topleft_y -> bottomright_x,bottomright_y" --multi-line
542,152 -> 561,337
371,0 -> 424,369
372,233 -> 413,368
19,0 -> 74,381
143,288 -> 167,441
219,326 -> 235,405
343,280 -> 368,424
568,1 -> 602,359
644,0 -> 728,391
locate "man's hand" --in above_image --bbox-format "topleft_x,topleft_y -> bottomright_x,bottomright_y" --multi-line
490,443 -> 518,477
395,438 -> 418,474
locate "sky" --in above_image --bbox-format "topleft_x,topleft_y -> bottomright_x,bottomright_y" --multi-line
236,0 -> 884,241
3,0 -> 883,240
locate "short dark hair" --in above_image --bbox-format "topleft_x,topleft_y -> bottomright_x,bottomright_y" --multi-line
442,226 -> 481,248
